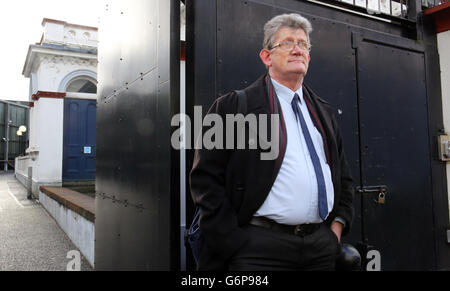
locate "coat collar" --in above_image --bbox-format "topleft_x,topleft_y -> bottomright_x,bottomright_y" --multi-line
243,74 -> 336,166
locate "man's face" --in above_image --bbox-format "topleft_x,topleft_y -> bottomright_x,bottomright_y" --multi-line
262,27 -> 310,80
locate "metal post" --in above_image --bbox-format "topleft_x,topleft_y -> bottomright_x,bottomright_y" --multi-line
408,0 -> 421,21
27,167 -> 32,199
3,104 -> 9,171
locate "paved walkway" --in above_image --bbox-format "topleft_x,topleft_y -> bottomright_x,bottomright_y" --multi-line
0,172 -> 92,271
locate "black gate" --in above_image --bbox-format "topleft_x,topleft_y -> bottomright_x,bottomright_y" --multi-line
186,0 -> 449,270
354,31 -> 435,270
96,0 -> 180,270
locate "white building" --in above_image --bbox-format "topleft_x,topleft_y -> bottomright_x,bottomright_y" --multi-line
424,2 -> 450,224
17,18 -> 98,196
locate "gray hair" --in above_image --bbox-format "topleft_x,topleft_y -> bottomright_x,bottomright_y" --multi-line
263,13 -> 313,50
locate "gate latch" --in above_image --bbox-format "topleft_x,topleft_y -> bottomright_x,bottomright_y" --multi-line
357,185 -> 388,205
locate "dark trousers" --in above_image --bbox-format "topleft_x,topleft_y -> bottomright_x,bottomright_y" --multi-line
228,223 -> 341,271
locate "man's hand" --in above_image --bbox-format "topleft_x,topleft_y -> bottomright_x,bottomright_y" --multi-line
330,221 -> 343,243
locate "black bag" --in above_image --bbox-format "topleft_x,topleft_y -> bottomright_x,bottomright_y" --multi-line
186,207 -> 203,263
185,89 -> 248,264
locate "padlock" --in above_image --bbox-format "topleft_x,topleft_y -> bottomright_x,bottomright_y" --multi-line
377,192 -> 386,204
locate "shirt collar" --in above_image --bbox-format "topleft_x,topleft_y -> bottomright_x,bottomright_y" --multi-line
270,77 -> 304,104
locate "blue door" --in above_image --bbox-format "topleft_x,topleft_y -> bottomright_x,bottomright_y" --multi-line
63,98 -> 96,181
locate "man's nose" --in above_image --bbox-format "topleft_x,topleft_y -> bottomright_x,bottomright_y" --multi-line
291,44 -> 306,56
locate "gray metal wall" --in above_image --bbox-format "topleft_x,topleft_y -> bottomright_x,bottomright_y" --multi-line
0,101 -> 29,170
95,0 -> 180,270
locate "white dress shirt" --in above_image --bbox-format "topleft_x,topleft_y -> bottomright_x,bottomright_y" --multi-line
254,78 -> 335,225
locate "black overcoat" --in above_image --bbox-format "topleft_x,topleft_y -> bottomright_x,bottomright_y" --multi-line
189,74 -> 354,270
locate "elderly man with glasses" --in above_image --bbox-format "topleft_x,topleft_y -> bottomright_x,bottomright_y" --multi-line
190,13 -> 354,271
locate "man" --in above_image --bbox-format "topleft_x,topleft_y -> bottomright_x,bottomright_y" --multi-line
190,13 -> 354,271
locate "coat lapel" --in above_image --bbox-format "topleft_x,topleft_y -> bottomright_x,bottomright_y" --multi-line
237,74 -> 288,223
265,75 -> 287,182
303,84 -> 337,170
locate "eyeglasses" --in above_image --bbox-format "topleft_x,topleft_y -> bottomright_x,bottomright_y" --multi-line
270,40 -> 311,52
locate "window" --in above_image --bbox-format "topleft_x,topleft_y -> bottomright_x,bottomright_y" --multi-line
66,78 -> 97,94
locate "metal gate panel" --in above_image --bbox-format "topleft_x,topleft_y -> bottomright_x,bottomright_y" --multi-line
96,0 -> 180,270
216,0 -> 271,94
356,38 -> 435,270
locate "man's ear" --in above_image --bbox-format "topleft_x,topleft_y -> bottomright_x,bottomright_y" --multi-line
259,49 -> 272,67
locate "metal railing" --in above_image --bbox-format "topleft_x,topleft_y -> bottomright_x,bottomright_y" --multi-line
336,0 -> 409,18
320,0 -> 448,20
422,0 -> 448,8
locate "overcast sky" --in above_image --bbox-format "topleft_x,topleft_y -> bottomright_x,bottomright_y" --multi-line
0,0 -> 105,101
